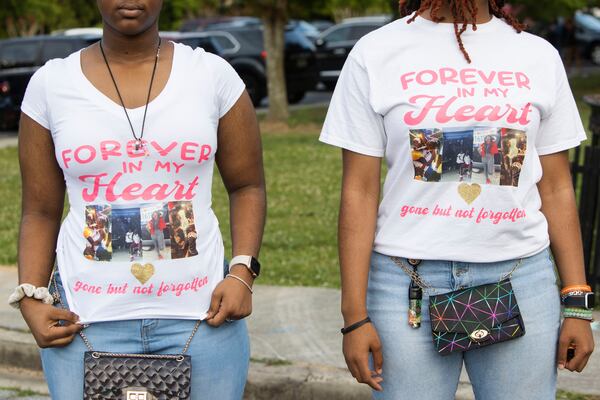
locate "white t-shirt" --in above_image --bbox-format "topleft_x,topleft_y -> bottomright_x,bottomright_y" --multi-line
320,16 -> 586,262
22,42 -> 245,323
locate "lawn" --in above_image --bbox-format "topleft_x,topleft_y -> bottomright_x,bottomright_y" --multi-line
2,73 -> 600,288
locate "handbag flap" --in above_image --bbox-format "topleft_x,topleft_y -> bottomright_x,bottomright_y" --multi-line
429,279 -> 522,335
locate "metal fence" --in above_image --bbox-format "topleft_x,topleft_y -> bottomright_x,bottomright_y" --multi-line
572,96 -> 600,293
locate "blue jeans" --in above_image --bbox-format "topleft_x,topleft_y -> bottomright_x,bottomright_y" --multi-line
368,248 -> 561,400
41,266 -> 250,399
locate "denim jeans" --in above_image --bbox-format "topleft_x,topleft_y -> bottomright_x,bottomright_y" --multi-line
368,248 -> 561,400
41,265 -> 250,400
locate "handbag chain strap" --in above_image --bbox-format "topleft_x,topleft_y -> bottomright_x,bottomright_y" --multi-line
51,271 -> 201,356
390,257 -> 523,291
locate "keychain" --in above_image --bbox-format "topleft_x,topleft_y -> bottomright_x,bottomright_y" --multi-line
407,260 -> 422,329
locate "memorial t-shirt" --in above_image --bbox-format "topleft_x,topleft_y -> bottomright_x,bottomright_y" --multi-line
320,16 -> 586,262
21,42 -> 245,323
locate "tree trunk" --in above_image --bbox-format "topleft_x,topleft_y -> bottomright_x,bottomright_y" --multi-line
263,0 -> 289,123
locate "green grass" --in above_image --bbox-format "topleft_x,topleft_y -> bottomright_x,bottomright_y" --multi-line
0,386 -> 42,397
213,132 -> 341,287
0,146 -> 20,265
557,390 -> 600,400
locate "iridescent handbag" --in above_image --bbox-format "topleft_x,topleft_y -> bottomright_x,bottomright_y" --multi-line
52,273 -> 199,399
392,258 -> 526,356
428,278 -> 525,355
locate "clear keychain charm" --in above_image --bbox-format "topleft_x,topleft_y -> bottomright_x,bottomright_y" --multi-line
408,265 -> 423,329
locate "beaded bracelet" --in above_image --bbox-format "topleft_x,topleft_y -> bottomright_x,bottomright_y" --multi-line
561,285 -> 592,296
563,307 -> 594,321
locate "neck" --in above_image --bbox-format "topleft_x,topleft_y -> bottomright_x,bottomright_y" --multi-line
421,0 -> 492,24
100,23 -> 160,64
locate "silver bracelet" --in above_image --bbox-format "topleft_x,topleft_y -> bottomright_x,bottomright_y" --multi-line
225,274 -> 253,294
8,284 -> 54,309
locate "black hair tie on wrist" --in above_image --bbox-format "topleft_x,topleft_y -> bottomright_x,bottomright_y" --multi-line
341,317 -> 372,335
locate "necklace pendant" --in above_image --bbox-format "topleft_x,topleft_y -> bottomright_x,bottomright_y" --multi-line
135,140 -> 143,151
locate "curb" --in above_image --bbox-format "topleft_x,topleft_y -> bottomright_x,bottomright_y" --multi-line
0,328 -> 41,371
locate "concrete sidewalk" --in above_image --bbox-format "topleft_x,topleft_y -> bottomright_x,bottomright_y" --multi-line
0,265 -> 598,399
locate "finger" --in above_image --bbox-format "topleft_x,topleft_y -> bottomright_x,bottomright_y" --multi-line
206,290 -> 223,320
356,356 -> 383,392
49,308 -> 80,324
46,322 -> 83,341
207,304 -> 230,327
567,346 -> 592,373
372,342 -> 384,375
557,335 -> 571,370
46,334 -> 77,348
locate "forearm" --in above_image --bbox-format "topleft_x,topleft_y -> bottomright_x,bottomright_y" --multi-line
18,212 -> 62,287
339,188 -> 379,325
541,186 -> 587,286
227,183 -> 266,283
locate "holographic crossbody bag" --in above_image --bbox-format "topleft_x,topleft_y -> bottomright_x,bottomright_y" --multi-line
392,258 -> 526,356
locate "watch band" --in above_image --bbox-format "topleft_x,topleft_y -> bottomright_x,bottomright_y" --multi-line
229,255 -> 258,278
562,292 -> 595,309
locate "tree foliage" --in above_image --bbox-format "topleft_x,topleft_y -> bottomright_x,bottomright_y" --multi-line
0,0 -> 100,37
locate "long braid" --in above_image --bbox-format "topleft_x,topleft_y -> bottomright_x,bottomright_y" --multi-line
399,0 -> 524,63
489,0 -> 525,32
450,0 -> 472,63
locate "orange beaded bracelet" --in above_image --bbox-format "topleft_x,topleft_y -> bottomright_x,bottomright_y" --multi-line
561,284 -> 592,295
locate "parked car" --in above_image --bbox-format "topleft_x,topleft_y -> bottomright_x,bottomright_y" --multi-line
309,20 -> 335,33
0,34 -> 99,130
180,16 -> 262,32
575,11 -> 600,65
315,16 -> 391,90
177,22 -> 318,106
161,31 -> 231,56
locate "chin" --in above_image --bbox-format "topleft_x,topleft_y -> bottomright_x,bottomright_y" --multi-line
98,0 -> 162,36
106,16 -> 158,36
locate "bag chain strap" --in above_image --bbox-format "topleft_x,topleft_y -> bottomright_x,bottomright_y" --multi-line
390,257 -> 523,291
51,271 -> 201,357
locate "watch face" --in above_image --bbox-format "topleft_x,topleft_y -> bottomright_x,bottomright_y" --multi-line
586,293 -> 595,309
250,257 -> 261,277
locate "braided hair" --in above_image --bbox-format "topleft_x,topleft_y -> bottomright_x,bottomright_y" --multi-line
399,0 -> 525,63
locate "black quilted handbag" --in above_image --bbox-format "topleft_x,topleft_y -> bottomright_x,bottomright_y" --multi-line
82,332 -> 197,400
51,274 -> 199,400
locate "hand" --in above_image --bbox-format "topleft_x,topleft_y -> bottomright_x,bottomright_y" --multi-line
205,267 -> 253,327
342,320 -> 384,391
557,317 -> 595,372
19,298 -> 83,348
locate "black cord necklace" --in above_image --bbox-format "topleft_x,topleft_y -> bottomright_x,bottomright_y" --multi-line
99,38 -> 161,154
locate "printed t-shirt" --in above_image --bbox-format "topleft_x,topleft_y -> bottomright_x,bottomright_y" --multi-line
320,16 -> 586,262
21,42 -> 245,323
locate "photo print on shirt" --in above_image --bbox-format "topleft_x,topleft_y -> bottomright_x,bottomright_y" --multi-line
409,127 -> 527,187
111,206 -> 143,262
83,205 -> 112,261
168,201 -> 198,259
410,128 -> 444,182
83,201 -> 199,263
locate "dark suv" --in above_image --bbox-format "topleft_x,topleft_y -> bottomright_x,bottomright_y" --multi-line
0,35 -> 99,130
315,16 -> 390,90
180,18 -> 319,106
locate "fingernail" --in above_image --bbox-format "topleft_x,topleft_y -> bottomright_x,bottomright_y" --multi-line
377,369 -> 383,375
558,363 -> 565,370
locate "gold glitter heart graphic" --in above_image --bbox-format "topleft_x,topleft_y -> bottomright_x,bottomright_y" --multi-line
131,263 -> 155,285
458,183 -> 482,205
